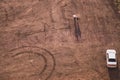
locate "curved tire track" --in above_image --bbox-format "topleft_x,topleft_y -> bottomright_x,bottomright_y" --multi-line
8,46 -> 56,80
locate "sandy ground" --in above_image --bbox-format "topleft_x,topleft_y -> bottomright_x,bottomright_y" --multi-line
0,0 -> 120,80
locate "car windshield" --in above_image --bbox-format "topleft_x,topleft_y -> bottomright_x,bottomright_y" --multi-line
109,59 -> 116,62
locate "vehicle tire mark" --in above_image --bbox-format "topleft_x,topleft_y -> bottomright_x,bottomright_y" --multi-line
8,46 -> 56,80
11,51 -> 47,76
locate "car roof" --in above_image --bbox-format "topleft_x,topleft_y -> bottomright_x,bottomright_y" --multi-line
106,49 -> 116,58
108,53 -> 116,58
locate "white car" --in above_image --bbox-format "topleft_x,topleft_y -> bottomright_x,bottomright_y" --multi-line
106,49 -> 117,68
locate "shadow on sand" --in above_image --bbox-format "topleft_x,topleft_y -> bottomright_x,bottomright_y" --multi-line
108,67 -> 120,80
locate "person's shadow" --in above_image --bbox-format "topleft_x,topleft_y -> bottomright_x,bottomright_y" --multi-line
108,66 -> 120,80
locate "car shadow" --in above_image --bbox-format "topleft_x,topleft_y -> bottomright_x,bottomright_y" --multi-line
108,67 -> 120,80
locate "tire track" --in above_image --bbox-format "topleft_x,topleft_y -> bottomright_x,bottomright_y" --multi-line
8,46 -> 56,80
11,51 -> 47,76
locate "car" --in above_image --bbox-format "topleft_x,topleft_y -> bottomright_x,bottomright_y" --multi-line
106,49 -> 117,68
